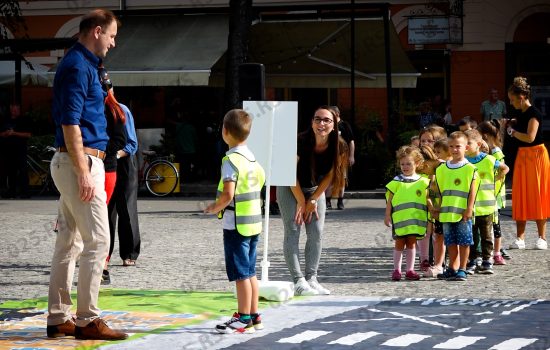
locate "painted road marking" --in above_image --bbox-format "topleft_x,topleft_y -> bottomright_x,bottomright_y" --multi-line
380,333 -> 431,346
433,336 -> 486,349
277,330 -> 331,344
489,338 -> 538,350
327,331 -> 381,345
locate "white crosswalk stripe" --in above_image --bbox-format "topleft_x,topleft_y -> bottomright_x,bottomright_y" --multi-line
489,338 -> 538,350
328,331 -> 381,345
277,330 -> 331,344
380,333 -> 431,347
433,336 -> 486,349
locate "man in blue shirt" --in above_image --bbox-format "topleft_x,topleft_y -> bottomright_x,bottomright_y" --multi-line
46,9 -> 127,341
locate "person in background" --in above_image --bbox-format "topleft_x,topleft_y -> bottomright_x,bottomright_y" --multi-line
481,88 -> 507,121
106,102 -> 140,274
410,135 -> 420,147
325,106 -> 354,210
457,117 -> 477,132
0,103 -> 31,199
46,9 -> 127,340
506,77 -> 550,250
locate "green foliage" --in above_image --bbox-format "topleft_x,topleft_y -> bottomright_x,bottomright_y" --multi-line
1,1 -> 27,39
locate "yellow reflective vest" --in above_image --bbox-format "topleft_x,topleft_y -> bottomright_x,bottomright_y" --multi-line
491,147 -> 506,209
468,154 -> 497,216
217,152 -> 265,236
435,162 -> 477,223
386,176 -> 430,237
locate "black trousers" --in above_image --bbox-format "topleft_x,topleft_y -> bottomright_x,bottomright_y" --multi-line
108,154 -> 140,261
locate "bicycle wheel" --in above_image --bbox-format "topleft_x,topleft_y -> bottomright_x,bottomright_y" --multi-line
145,160 -> 179,196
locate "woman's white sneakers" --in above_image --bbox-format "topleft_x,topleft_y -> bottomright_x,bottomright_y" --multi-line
293,277 -> 331,296
509,238 -> 548,250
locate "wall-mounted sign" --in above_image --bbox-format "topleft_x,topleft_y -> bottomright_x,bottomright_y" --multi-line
408,16 -> 463,45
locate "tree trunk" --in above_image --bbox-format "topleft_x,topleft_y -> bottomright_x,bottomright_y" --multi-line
223,0 -> 253,112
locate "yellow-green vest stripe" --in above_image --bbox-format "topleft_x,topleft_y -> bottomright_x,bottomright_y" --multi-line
492,148 -> 506,209
470,155 -> 497,216
386,177 -> 430,237
436,163 -> 477,223
217,152 -> 265,236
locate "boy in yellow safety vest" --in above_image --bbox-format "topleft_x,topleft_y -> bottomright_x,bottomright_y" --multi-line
204,109 -> 265,334
433,131 -> 478,281
464,129 -> 509,275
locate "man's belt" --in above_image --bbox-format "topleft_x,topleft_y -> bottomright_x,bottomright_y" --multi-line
56,146 -> 106,160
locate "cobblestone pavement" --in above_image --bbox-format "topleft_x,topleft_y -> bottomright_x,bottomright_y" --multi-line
1,197 -> 549,304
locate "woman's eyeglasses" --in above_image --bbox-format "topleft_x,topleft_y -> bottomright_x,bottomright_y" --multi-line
98,67 -> 113,92
313,117 -> 333,125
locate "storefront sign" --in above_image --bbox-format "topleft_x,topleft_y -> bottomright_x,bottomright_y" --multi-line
408,16 -> 462,44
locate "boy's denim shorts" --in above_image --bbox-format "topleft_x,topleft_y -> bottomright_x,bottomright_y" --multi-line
442,220 -> 473,246
223,229 -> 259,282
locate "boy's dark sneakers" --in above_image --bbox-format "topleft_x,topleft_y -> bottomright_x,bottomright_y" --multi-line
326,198 -> 332,210
465,260 -> 476,275
252,313 -> 264,330
437,268 -> 456,280
216,313 -> 255,334
101,270 -> 110,285
453,269 -> 468,281
477,260 -> 494,274
500,248 -> 511,260
47,317 -> 76,338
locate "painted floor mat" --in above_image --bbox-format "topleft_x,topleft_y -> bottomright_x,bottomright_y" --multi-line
0,289 -> 278,350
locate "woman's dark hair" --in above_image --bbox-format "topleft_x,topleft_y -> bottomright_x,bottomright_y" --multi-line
304,106 -> 348,190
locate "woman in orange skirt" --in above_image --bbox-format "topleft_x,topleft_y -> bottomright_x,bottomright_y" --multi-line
506,77 -> 550,250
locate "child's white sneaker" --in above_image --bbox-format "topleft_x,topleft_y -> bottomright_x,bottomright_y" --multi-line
294,277 -> 319,296
535,238 -> 548,250
509,239 -> 525,249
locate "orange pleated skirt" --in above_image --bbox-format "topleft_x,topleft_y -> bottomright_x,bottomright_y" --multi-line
512,143 -> 550,220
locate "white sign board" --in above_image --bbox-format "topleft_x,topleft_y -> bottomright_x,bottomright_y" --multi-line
243,101 -> 298,186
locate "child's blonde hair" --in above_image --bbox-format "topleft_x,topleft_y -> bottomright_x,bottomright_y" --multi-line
433,139 -> 449,154
396,145 -> 424,168
418,145 -> 439,175
427,125 -> 447,141
464,129 -> 483,143
449,131 -> 468,143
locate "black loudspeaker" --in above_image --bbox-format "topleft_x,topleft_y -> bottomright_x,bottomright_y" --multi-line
239,63 -> 265,101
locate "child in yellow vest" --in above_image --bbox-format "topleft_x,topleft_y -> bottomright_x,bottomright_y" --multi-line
205,109 -> 266,333
464,129 -> 508,275
478,120 -> 510,264
424,139 -> 452,277
385,146 -> 433,281
433,132 -> 478,281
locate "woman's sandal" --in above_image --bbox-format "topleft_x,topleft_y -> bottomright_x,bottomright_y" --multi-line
123,259 -> 136,266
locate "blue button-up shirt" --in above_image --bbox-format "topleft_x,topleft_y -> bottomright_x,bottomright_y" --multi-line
52,42 -> 109,151
120,103 -> 138,155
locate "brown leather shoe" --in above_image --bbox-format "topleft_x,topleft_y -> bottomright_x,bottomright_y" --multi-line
47,317 -> 76,338
75,318 -> 128,340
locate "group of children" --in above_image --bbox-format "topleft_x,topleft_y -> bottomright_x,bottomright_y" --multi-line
386,121 -> 509,281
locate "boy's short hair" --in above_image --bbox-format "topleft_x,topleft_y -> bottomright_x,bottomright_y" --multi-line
223,109 -> 252,142
427,125 -> 447,141
464,129 -> 483,142
449,131 -> 468,143
434,138 -> 449,152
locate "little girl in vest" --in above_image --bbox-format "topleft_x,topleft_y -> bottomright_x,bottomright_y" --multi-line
385,146 -> 434,281
477,120 -> 510,264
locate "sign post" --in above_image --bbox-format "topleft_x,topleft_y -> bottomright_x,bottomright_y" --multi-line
244,101 -> 298,301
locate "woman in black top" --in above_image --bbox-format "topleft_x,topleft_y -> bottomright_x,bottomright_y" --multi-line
277,106 -> 348,296
506,76 -> 550,250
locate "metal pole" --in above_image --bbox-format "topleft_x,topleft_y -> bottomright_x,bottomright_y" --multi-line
383,4 -> 394,147
350,0 -> 356,126
15,57 -> 22,105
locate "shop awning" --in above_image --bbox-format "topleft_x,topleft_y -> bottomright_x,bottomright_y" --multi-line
211,19 -> 419,88
103,14 -> 229,86
0,60 -> 49,86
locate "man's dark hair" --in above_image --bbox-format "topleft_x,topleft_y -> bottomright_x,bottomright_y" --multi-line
79,9 -> 120,35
